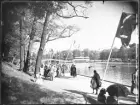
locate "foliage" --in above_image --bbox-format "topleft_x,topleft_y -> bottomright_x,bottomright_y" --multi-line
99,44 -> 138,61
43,44 -> 138,61
2,2 -> 31,61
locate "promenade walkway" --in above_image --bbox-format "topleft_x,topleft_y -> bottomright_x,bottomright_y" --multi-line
40,73 -> 138,104
2,62 -> 138,104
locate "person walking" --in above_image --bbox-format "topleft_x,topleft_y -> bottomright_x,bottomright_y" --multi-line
73,65 -> 77,77
61,64 -> 65,76
70,64 -> 74,76
56,64 -> 61,77
131,69 -> 137,94
51,65 -> 57,78
91,70 -> 101,94
40,64 -> 44,78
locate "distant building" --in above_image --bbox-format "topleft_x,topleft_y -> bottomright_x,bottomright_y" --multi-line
73,56 -> 90,63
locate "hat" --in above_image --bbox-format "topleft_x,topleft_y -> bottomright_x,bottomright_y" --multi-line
100,88 -> 106,94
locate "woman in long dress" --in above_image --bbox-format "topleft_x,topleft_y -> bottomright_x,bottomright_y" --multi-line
90,70 -> 101,94
40,64 -> 44,78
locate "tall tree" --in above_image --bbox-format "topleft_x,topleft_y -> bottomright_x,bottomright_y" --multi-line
23,2 -> 49,72
20,14 -> 25,71
2,2 -> 23,60
33,1 -> 91,78
17,6 -> 32,71
23,16 -> 38,72
2,2 -> 29,71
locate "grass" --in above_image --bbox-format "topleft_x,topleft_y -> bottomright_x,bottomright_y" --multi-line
1,74 -> 64,104
1,62 -> 82,104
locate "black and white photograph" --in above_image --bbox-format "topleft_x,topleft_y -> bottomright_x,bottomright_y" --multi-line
1,0 -> 139,104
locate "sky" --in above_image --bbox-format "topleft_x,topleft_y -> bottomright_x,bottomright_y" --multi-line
32,1 -> 138,54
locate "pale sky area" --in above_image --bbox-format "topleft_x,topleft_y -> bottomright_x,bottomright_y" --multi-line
32,1 -> 138,54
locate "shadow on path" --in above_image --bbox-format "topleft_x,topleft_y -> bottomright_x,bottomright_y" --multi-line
56,76 -> 73,79
64,89 -> 102,104
118,95 -> 137,104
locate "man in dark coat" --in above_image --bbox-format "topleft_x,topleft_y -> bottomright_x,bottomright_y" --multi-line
92,70 -> 101,88
70,64 -> 74,76
70,64 -> 73,76
73,65 -> 77,77
70,64 -> 76,77
131,69 -> 137,94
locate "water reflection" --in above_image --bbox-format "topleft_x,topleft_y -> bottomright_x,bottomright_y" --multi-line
76,62 -> 136,86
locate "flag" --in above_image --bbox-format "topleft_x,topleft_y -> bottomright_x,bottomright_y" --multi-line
116,12 -> 137,46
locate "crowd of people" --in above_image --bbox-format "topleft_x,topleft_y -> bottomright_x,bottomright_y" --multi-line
38,62 -> 77,80
38,62 -> 139,104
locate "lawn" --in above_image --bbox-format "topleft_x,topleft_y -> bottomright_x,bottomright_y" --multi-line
1,62 -> 79,104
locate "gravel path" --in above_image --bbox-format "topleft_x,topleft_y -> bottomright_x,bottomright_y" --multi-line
39,73 -> 137,104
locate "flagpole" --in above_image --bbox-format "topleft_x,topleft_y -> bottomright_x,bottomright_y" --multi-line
102,6 -> 125,81
102,35 -> 116,81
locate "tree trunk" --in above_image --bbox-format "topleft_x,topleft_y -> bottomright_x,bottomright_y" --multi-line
20,45 -> 24,71
34,12 -> 50,78
24,45 -> 26,64
23,40 -> 33,72
23,17 -> 37,72
20,16 -> 24,71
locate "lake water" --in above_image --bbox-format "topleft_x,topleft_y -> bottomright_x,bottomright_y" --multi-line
75,62 -> 136,86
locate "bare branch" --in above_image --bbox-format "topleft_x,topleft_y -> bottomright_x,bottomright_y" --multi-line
56,1 -> 89,19
47,34 -> 72,42
47,27 -> 68,42
56,12 -> 89,19
75,5 -> 87,9
47,25 -> 79,42
67,2 -> 75,9
67,2 -> 78,16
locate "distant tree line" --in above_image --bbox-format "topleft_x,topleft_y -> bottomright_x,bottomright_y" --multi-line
100,44 -> 138,61
42,43 -> 138,62
42,48 -> 99,60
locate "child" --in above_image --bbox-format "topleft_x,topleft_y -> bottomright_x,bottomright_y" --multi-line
97,88 -> 106,104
